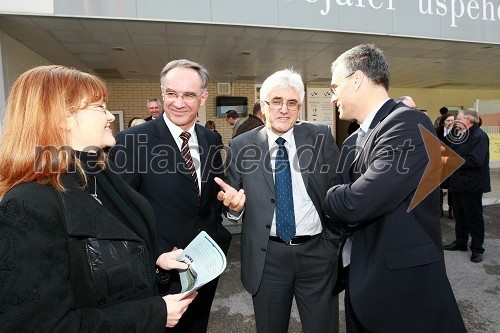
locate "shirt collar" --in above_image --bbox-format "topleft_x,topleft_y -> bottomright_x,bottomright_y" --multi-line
359,98 -> 390,133
266,127 -> 295,148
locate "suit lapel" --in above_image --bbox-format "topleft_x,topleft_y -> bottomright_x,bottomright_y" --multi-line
153,118 -> 197,183
348,99 -> 399,179
254,127 -> 275,193
363,99 -> 398,144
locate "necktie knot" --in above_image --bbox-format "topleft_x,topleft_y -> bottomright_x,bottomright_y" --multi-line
180,131 -> 191,143
276,137 -> 286,146
356,129 -> 365,147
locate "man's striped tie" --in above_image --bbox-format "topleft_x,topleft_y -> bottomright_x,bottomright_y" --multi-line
180,131 -> 200,203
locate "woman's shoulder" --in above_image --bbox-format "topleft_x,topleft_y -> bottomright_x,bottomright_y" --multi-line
1,180 -> 64,216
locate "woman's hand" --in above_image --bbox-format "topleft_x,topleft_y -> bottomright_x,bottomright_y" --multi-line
163,292 -> 198,327
156,249 -> 188,271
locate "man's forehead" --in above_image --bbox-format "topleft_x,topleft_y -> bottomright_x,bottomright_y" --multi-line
331,64 -> 347,81
267,87 -> 299,99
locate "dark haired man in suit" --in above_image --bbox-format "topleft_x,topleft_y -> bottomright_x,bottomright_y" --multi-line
325,44 -> 466,332
112,59 -> 232,333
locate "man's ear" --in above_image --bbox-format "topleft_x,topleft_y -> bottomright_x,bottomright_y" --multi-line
199,91 -> 209,107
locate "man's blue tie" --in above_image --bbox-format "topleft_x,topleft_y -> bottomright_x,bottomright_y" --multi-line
274,137 -> 296,243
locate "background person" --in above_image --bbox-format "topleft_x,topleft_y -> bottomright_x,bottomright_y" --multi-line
434,106 -> 449,128
0,65 -> 195,332
444,108 -> 490,263
129,116 -> 147,127
220,69 -> 341,333
234,100 -> 265,137
325,44 -> 466,332
436,112 -> 456,219
394,95 -> 416,108
225,109 -> 244,138
205,120 -> 223,143
112,59 -> 230,333
144,97 -> 162,121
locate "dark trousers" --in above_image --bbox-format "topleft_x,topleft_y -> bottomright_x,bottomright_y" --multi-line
164,273 -> 220,333
252,233 -> 337,333
344,266 -> 369,333
450,191 -> 485,254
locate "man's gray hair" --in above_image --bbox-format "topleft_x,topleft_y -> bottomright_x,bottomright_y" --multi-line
160,59 -> 209,92
395,96 -> 413,104
459,108 -> 479,124
260,68 -> 305,103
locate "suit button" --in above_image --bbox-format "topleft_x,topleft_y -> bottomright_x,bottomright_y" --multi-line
261,248 -> 266,252
266,225 -> 271,229
270,199 -> 275,204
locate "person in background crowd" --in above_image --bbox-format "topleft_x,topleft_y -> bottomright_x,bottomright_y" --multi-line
219,68 -> 341,333
443,108 -> 490,264
225,109 -> 244,138
144,97 -> 162,121
394,95 -> 416,108
234,100 -> 265,137
0,65 -> 195,332
129,116 -> 147,127
434,106 -> 449,128
436,113 -> 455,219
112,59 -> 235,333
325,44 -> 466,333
205,120 -> 223,143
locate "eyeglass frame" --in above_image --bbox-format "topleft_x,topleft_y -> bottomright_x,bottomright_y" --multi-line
330,71 -> 356,96
87,102 -> 108,114
264,98 -> 301,111
162,88 -> 205,103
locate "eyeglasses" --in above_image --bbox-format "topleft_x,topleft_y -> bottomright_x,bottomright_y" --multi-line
88,103 -> 108,114
163,89 -> 201,104
264,98 -> 300,111
330,71 -> 355,96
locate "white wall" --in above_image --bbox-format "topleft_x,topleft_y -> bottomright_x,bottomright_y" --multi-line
0,32 -> 52,128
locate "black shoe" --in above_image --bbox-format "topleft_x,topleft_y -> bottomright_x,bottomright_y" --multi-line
443,242 -> 467,251
471,252 -> 483,263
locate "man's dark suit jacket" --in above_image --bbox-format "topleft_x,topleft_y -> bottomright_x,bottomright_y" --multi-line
112,118 -> 231,254
448,123 -> 490,194
324,100 -> 466,332
144,115 -> 153,121
226,122 -> 341,295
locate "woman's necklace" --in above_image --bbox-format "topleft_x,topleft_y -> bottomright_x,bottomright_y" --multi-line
90,175 -> 102,205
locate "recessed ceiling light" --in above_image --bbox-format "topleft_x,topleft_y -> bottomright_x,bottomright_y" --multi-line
240,51 -> 251,56
112,47 -> 125,52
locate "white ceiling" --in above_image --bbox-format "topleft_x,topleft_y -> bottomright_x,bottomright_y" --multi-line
1,15 -> 500,89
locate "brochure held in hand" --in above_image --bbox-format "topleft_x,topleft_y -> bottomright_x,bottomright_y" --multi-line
176,231 -> 227,300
